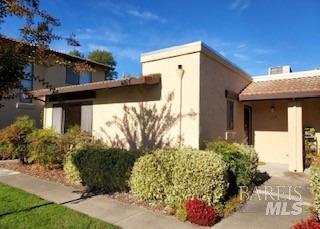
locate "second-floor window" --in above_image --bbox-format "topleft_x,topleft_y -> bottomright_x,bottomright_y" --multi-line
66,67 -> 92,85
20,64 -> 33,103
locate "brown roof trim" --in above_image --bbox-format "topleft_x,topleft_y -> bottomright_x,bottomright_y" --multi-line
0,36 -> 110,69
30,74 -> 161,97
239,90 -> 320,101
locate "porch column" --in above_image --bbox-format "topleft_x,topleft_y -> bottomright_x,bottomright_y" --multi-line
288,101 -> 303,172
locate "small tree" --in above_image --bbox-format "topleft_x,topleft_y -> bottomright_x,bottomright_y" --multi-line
88,49 -> 117,80
0,0 -> 91,107
69,49 -> 84,58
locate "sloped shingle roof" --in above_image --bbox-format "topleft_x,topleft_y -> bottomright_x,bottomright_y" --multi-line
239,75 -> 320,101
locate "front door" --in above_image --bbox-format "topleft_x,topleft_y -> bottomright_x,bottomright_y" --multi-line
64,104 -> 81,132
244,105 -> 253,145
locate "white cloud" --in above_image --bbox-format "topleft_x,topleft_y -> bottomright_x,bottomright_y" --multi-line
127,9 -> 166,23
96,1 -> 166,23
230,0 -> 250,13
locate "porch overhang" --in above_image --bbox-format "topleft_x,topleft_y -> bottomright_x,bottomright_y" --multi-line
239,75 -> 320,101
29,74 -> 161,98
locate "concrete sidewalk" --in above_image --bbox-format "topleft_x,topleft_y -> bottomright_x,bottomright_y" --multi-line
0,170 -> 198,229
214,163 -> 312,229
0,164 -> 313,229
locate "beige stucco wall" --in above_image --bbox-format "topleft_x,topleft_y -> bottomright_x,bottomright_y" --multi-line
91,51 -> 201,149
250,100 -> 289,164
199,50 -> 251,148
0,64 -> 105,129
44,46 -> 202,149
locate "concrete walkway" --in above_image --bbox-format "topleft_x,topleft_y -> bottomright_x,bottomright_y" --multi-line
0,170 -> 198,229
0,163 -> 312,229
214,163 -> 312,229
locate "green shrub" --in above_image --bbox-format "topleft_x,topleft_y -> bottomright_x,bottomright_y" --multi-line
129,149 -> 177,203
0,116 -> 36,162
311,157 -> 320,217
59,125 -> 92,156
234,143 -> 259,186
176,204 -> 188,222
72,143 -> 137,191
27,128 -> 62,166
63,145 -> 82,184
171,149 -> 227,205
207,141 -> 258,193
130,148 -> 228,206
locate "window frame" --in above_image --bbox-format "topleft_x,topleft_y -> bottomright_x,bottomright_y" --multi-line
19,64 -> 34,104
226,99 -> 234,131
66,67 -> 80,85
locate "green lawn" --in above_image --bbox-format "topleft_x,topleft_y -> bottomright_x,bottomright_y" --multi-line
0,182 -> 119,229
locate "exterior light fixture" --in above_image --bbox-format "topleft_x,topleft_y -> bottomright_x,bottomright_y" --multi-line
271,105 -> 275,113
177,64 -> 184,79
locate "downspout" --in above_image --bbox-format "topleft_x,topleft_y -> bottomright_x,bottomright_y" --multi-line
177,65 -> 185,147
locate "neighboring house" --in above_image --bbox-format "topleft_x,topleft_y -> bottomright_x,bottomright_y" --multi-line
30,41 -> 320,173
0,37 -> 109,129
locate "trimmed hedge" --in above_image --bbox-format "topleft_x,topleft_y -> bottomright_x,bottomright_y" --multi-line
71,143 -> 137,191
130,148 -> 228,205
129,149 -> 177,202
207,141 -> 258,192
311,157 -> 320,217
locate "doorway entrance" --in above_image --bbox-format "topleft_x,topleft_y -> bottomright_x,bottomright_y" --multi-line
244,105 -> 253,145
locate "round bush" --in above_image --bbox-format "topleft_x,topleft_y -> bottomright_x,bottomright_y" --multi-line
129,149 -> 176,202
72,143 -> 137,191
27,128 -> 61,166
130,148 -> 228,205
207,141 -> 259,192
186,198 -> 218,226
0,116 -> 35,163
171,149 -> 227,205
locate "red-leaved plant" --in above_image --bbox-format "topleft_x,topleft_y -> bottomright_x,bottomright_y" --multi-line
292,217 -> 320,229
186,198 -> 217,226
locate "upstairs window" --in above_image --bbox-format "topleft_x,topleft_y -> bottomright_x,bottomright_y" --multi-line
79,72 -> 92,84
66,67 -> 92,85
227,100 -> 234,130
20,64 -> 33,103
66,67 -> 79,85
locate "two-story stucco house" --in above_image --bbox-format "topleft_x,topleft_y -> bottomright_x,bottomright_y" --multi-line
29,41 -> 320,173
0,37 -> 109,129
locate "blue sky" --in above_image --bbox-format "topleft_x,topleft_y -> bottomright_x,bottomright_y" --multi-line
2,0 -> 320,76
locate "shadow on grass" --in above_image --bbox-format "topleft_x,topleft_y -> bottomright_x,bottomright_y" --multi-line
0,192 -> 99,218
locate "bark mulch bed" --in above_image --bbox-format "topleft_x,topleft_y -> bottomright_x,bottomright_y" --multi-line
0,160 -> 166,213
0,161 -> 74,187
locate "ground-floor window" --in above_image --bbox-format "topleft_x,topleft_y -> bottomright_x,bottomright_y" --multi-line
52,102 -> 92,134
227,100 -> 234,130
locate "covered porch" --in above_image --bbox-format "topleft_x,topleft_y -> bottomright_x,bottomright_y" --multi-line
240,75 -> 320,172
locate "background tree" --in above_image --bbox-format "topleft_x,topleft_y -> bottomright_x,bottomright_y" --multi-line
88,49 -> 117,80
0,0 -> 87,106
69,49 -> 84,58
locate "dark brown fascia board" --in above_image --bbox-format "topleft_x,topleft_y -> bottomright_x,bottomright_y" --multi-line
239,90 -> 320,101
30,74 -> 161,97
